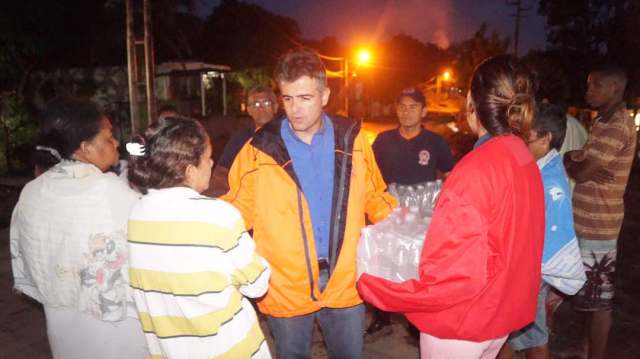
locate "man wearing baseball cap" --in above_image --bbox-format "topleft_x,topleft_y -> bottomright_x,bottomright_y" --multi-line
367,87 -> 455,341
372,87 -> 455,186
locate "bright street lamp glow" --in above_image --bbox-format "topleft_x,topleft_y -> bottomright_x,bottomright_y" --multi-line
442,70 -> 452,81
357,49 -> 372,65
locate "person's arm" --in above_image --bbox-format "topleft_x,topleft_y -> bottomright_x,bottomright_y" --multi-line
564,125 -> 627,184
358,182 -> 493,313
362,136 -> 398,223
220,142 -> 257,230
564,150 -> 614,184
370,135 -> 390,184
540,177 -> 586,295
435,136 -> 455,180
226,216 -> 270,298
10,203 -> 43,302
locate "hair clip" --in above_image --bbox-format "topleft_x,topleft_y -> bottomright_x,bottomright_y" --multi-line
36,145 -> 62,161
126,142 -> 146,156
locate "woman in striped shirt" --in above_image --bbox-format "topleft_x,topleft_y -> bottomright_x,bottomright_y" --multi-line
127,117 -> 271,359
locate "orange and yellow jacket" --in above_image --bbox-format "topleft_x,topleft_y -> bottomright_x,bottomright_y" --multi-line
223,115 -> 397,318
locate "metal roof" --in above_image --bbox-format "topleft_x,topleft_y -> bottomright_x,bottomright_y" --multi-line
156,61 -> 231,76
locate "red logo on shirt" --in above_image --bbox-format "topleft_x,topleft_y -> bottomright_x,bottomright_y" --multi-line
418,149 -> 430,166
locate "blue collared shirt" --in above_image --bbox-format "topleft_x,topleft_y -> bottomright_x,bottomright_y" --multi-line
281,115 -> 335,259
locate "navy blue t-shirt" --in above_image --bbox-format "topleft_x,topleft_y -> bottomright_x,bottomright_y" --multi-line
372,128 -> 455,185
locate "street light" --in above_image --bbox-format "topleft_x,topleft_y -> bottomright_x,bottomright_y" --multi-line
442,70 -> 451,82
436,69 -> 453,99
357,49 -> 372,65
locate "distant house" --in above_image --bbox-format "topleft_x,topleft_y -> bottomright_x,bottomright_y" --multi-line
24,61 -> 232,138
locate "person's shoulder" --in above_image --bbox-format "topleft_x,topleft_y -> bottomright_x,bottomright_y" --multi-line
611,105 -> 630,120
422,129 -> 450,146
99,171 -> 135,191
467,135 -> 533,170
325,113 -> 362,139
15,174 -> 46,205
611,107 -> 637,133
451,147 -> 484,172
422,128 -> 445,139
597,109 -> 635,140
543,154 -> 570,184
326,113 -> 357,126
195,197 -> 246,230
541,165 -> 570,206
251,116 -> 284,146
448,137 -> 533,195
566,113 -> 581,125
97,172 -> 140,205
378,128 -> 397,137
189,195 -> 243,221
373,129 -> 398,143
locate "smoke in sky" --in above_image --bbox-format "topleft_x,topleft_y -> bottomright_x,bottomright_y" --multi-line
200,0 -> 546,52
276,0 -> 456,49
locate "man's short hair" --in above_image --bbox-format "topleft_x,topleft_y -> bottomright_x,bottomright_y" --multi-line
591,63 -> 628,91
274,47 -> 327,88
533,103 -> 567,151
247,85 -> 277,103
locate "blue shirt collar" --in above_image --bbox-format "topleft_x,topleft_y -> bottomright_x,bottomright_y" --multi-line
282,113 -> 330,144
473,133 -> 492,149
536,148 -> 560,170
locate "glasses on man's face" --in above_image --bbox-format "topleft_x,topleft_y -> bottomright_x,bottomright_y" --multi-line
249,100 -> 273,108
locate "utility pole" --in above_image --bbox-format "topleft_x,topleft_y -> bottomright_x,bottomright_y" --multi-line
507,0 -> 531,57
318,53 -> 350,116
125,0 -> 156,134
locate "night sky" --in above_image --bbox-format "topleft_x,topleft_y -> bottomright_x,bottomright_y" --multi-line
199,0 -> 547,52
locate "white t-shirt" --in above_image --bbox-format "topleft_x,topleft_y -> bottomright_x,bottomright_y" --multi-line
561,114 -> 588,155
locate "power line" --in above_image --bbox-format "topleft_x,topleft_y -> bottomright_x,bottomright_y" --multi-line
506,0 -> 531,57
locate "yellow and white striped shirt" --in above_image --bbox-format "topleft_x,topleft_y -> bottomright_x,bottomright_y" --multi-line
128,187 -> 271,359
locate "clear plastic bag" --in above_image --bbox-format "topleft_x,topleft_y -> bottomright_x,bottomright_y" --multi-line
358,180 -> 441,282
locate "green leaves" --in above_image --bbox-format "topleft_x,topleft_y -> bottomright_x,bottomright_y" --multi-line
0,94 -> 37,174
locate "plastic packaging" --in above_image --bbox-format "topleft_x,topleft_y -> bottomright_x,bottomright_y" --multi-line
357,180 -> 441,282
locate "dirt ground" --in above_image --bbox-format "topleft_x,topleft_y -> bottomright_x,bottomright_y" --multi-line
1,161 -> 639,359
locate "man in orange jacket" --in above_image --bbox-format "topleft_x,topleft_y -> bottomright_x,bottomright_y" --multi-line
223,47 -> 396,358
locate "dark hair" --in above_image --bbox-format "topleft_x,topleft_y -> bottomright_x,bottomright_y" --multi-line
127,117 -> 209,194
532,103 -> 567,151
31,147 -> 59,176
37,97 -> 103,164
274,47 -> 327,87
469,55 -> 536,139
247,84 -> 277,102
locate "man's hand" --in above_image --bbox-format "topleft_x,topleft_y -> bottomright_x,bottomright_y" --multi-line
591,168 -> 615,184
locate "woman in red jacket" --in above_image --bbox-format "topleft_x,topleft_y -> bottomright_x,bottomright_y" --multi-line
358,55 -> 545,358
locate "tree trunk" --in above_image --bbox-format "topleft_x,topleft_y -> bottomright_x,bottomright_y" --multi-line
2,124 -> 13,174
